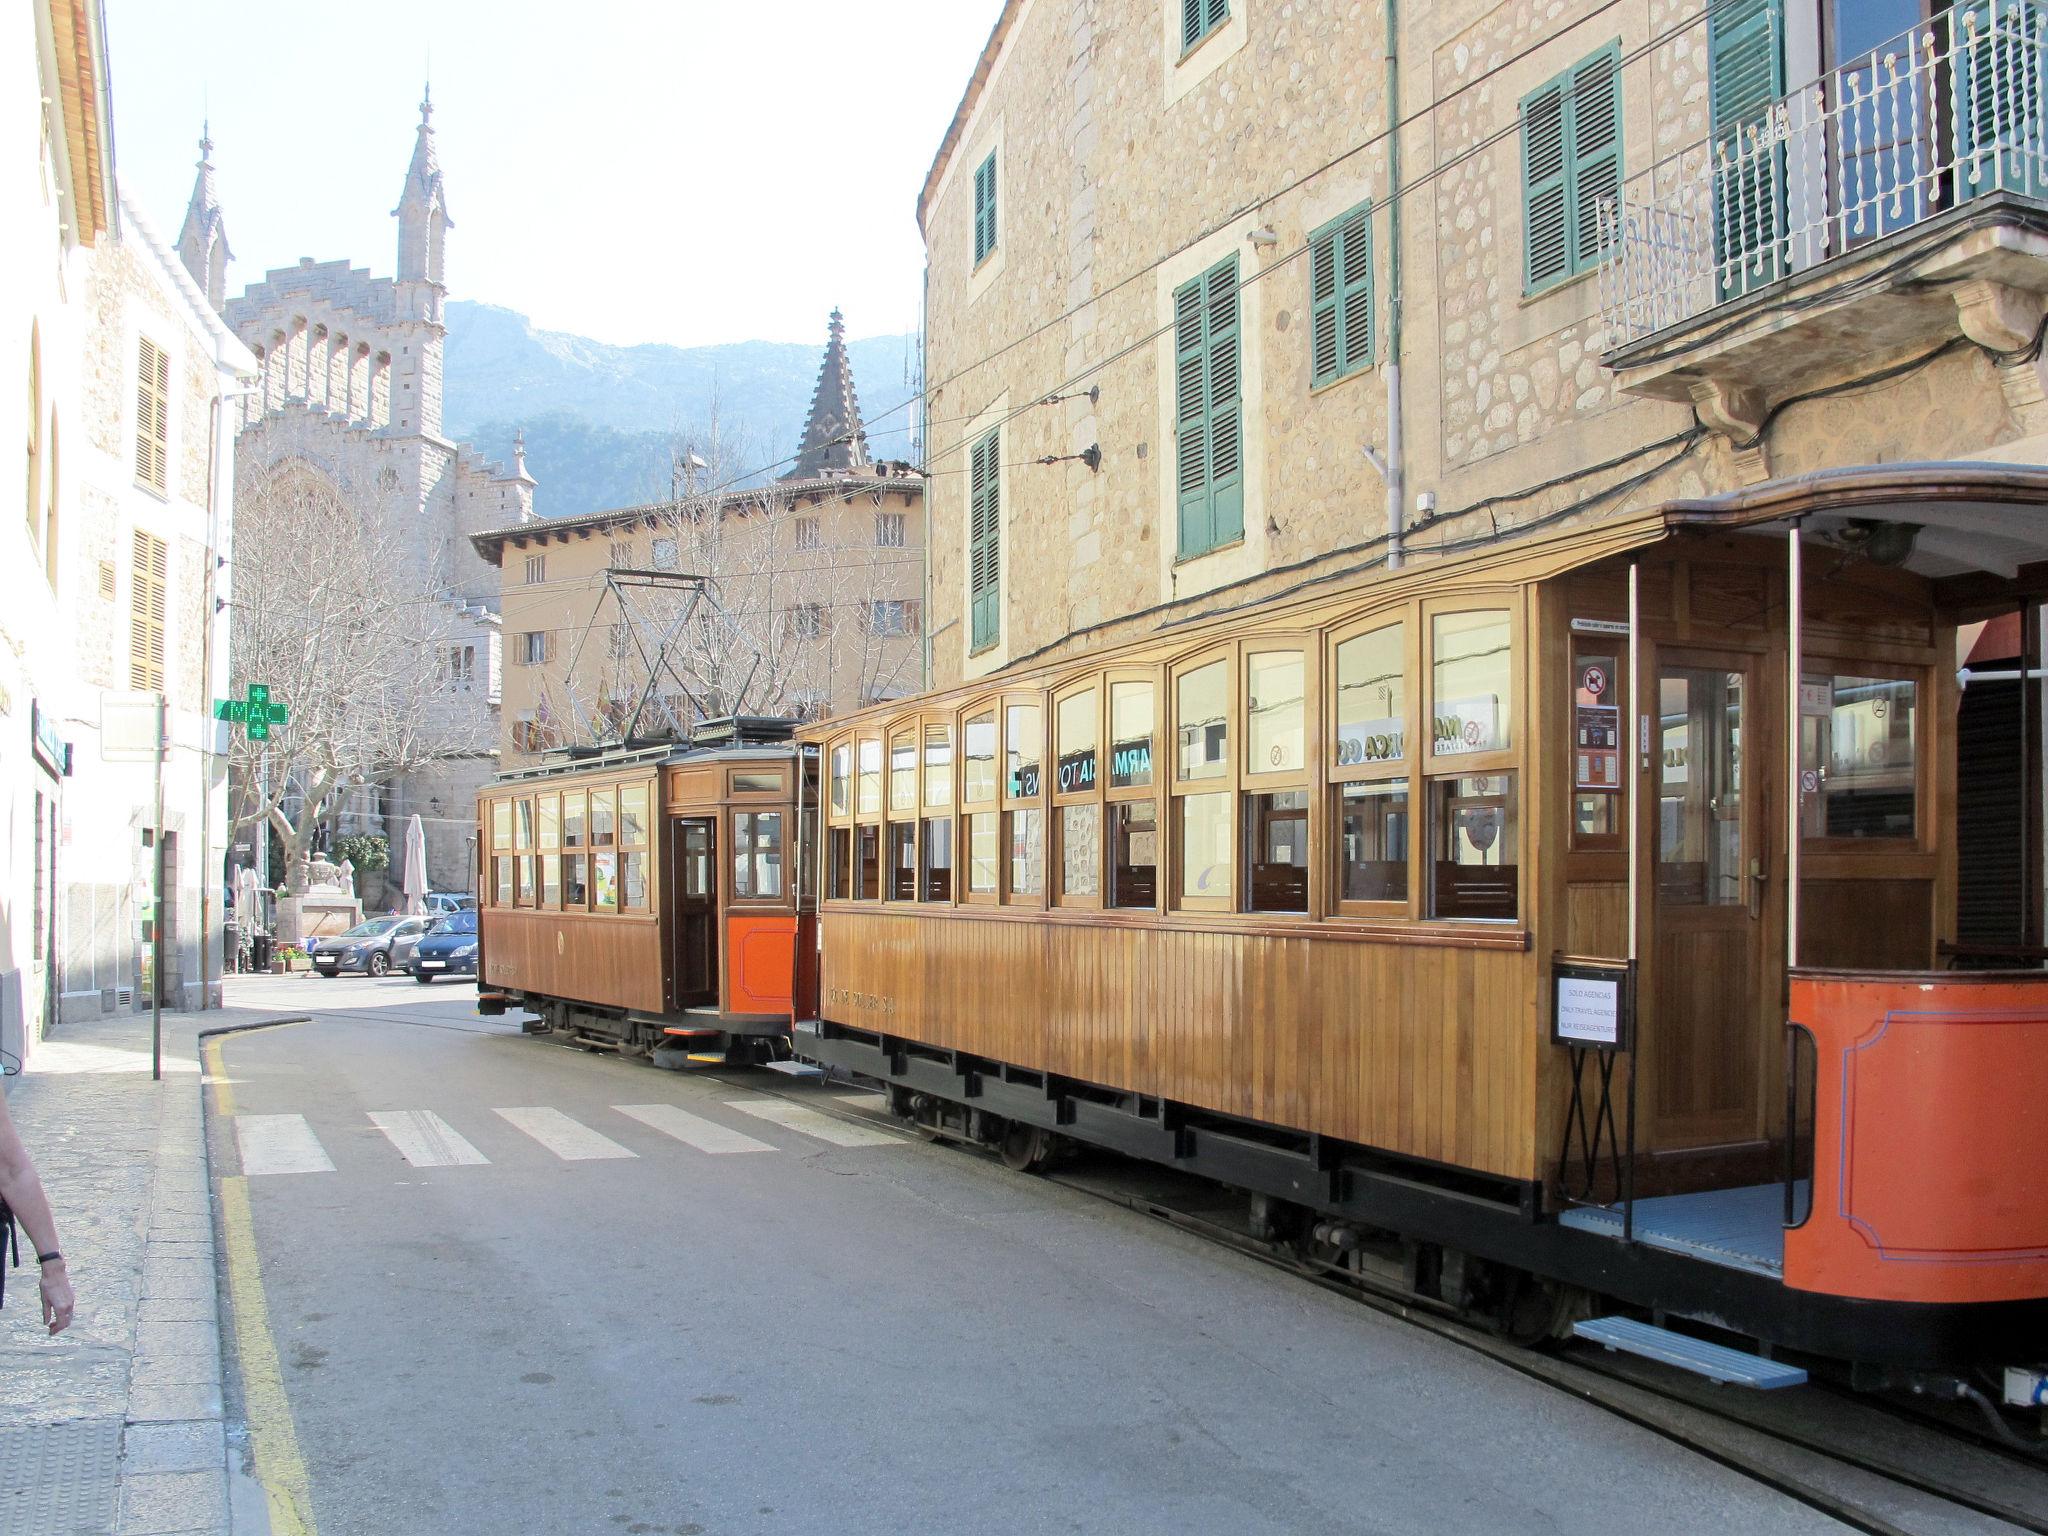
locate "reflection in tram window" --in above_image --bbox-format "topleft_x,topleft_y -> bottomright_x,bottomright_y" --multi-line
563,850 -> 588,908
734,811 -> 785,899
1657,669 -> 1744,905
827,827 -> 851,900
967,812 -> 998,893
591,788 -> 616,848
1110,681 -> 1155,789
1246,652 -> 1305,775
1431,610 -> 1512,759
830,744 -> 851,816
1110,801 -> 1158,908
922,817 -> 953,900
1177,661 -> 1229,780
857,739 -> 883,816
1006,703 -> 1042,798
593,850 -> 617,910
1335,623 -> 1405,768
1179,791 -> 1231,902
542,852 -> 561,908
1801,672 -> 1917,839
890,734 -> 917,813
1008,807 -> 1044,895
1429,774 -> 1518,920
619,785 -> 647,845
563,791 -> 586,849
622,851 -> 647,909
924,724 -> 954,806
856,823 -> 881,900
1060,803 -> 1101,898
888,822 -> 916,900
1338,780 -> 1408,904
1244,790 -> 1309,912
964,713 -> 997,803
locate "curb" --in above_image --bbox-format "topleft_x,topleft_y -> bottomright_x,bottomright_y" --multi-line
196,1015 -> 313,1043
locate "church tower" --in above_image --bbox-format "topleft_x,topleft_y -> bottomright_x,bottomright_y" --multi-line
786,308 -> 872,480
389,87 -> 450,437
176,125 -> 231,312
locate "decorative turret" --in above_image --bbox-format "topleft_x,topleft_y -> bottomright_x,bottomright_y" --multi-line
785,308 -> 871,481
177,124 -> 231,311
392,85 -> 451,301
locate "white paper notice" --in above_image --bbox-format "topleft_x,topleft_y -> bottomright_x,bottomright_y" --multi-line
1556,976 -> 1621,1047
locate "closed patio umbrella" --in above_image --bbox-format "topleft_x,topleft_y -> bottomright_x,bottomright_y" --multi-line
402,814 -> 428,916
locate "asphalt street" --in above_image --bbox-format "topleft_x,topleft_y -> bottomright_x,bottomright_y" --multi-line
208,974 -> 1855,1536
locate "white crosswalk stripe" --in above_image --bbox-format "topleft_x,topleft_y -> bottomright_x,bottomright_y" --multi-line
612,1102 -> 775,1155
723,1096 -> 904,1148
833,1091 -> 887,1110
493,1107 -> 637,1161
368,1110 -> 491,1168
236,1114 -> 336,1176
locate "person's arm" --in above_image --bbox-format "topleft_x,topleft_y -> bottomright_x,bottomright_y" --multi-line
0,1091 -> 73,1334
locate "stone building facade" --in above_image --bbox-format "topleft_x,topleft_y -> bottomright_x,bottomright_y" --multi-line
192,95 -> 529,897
480,312 -> 927,764
919,0 -> 2048,688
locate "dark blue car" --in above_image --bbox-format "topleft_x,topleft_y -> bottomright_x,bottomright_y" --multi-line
408,909 -> 479,984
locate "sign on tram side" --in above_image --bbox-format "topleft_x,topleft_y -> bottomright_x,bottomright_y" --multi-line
1550,955 -> 1635,1052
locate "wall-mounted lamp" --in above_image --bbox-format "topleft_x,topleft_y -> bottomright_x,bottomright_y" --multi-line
1247,227 -> 1280,248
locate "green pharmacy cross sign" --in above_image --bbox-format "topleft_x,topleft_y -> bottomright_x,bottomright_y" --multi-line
215,683 -> 289,741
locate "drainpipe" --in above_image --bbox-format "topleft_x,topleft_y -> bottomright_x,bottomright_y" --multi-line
1383,0 -> 1405,570
920,263 -> 932,691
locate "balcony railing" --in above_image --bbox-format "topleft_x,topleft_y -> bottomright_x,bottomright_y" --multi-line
1599,4 -> 2047,346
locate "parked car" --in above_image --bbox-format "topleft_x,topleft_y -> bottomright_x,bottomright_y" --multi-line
310,916 -> 433,977
409,910 -> 479,984
423,892 -> 477,916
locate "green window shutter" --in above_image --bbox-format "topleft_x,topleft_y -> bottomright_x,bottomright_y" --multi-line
1173,273 -> 1211,558
1707,0 -> 1785,292
1521,80 -> 1571,290
1523,44 -> 1627,292
969,429 -> 1000,650
1568,48 -> 1623,271
1183,0 -> 1227,50
973,153 -> 998,265
1309,227 -> 1341,386
1309,203 -> 1375,386
1204,258 -> 1244,548
1955,0 -> 2048,201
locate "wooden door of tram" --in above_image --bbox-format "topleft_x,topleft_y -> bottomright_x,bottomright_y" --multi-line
1646,652 -> 1769,1151
671,816 -> 718,1007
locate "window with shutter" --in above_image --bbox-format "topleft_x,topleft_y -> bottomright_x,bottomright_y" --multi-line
1181,0 -> 1229,53
1708,0 -> 1785,296
135,338 -> 170,493
1308,202 -> 1375,387
1520,43 -> 1625,293
969,428 -> 1000,651
1174,255 -> 1245,559
1953,0 -> 2046,202
128,528 -> 167,692
973,152 -> 999,266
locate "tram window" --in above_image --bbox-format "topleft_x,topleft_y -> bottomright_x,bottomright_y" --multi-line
888,822 -> 917,900
1179,792 -> 1231,903
856,824 -> 881,900
1110,802 -> 1158,908
1801,672 -> 1917,839
538,794 -> 561,851
1006,702 -> 1042,798
1335,623 -> 1406,768
1243,790 -> 1309,913
622,851 -> 648,910
827,828 -> 851,899
967,812 -> 998,894
591,789 -> 616,848
1429,774 -> 1518,920
1056,690 -> 1098,796
924,725 -> 953,807
542,853 -> 562,908
964,713 -> 997,803
1110,681 -> 1155,788
798,807 -> 817,901
1060,804 -> 1100,898
890,734 -> 917,813
516,855 -> 535,907
1177,661 -> 1228,780
491,801 -> 512,852
922,818 -> 953,900
1337,781 -> 1408,904
734,811 -> 785,900
515,798 -> 535,849
1008,808 -> 1044,896
830,744 -> 851,817
563,791 -> 587,849
1246,652 -> 1305,776
733,771 -> 783,795
619,785 -> 648,846
857,739 -> 883,816
494,857 -> 513,906
593,850 -> 618,911
1431,610 -> 1512,759
563,852 -> 588,908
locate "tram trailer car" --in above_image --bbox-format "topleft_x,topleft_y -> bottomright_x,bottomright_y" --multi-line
797,471 -> 2048,1401
475,718 -> 817,1065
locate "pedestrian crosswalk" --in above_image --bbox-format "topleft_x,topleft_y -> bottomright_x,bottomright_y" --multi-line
232,1095 -> 903,1176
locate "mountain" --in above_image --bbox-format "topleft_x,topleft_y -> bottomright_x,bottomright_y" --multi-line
441,301 -> 920,516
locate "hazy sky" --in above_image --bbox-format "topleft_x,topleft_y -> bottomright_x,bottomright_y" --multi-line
106,1 -> 1000,347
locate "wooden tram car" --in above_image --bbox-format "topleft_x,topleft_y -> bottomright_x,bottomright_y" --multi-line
475,718 -> 816,1063
797,466 -> 2048,1385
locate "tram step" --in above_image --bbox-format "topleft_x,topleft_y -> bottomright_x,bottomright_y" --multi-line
1572,1317 -> 1808,1389
762,1060 -> 824,1079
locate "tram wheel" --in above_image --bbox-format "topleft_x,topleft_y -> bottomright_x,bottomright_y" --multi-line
999,1123 -> 1051,1173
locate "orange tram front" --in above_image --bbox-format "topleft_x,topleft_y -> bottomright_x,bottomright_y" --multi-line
475,718 -> 817,1066
793,467 -> 2048,1398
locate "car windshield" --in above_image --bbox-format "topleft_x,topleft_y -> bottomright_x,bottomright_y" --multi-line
430,912 -> 478,936
342,919 -> 400,938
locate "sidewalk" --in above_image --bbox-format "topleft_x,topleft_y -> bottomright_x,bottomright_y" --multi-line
0,1003 -> 292,1535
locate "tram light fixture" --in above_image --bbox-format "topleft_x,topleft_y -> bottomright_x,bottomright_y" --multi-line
1833,517 -> 1920,568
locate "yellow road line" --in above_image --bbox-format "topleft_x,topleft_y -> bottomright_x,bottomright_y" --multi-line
207,1030 -> 318,1535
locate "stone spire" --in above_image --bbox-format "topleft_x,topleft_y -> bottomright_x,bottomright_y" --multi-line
176,123 -> 231,311
393,85 -> 452,291
785,308 -> 871,481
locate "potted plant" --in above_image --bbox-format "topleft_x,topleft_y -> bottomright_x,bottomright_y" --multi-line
272,942 -> 309,975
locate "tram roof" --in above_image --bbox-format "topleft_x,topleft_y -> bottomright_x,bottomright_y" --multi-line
488,722 -> 807,788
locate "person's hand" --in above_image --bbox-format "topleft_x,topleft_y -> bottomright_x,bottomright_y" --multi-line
40,1262 -> 73,1335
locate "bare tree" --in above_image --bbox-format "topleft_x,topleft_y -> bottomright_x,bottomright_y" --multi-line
226,451 -> 491,893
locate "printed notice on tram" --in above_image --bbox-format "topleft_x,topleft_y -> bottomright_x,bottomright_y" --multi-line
1555,976 -> 1622,1048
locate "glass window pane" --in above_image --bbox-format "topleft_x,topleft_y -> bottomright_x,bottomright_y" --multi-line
890,735 -> 917,812
857,739 -> 883,816
830,745 -> 851,816
1658,669 -> 1745,905
1178,792 -> 1231,901
1430,774 -> 1518,920
922,817 -> 953,901
1060,803 -> 1100,897
1110,801 -> 1158,908
515,855 -> 534,905
888,822 -> 917,899
1431,610 -> 1512,758
494,857 -> 512,905
1110,681 -> 1155,789
964,714 -> 997,803
591,789 -> 616,847
563,791 -> 586,849
1335,623 -> 1406,768
491,801 -> 512,851
1008,807 -> 1044,894
1056,690 -> 1099,795
924,725 -> 953,806
1246,651 -> 1305,775
1243,790 -> 1309,911
733,812 -> 755,898
856,824 -> 881,899
827,828 -> 851,899
1338,781 -> 1408,903
1801,673 -> 1916,839
563,852 -> 588,907
754,812 -> 784,898
1006,702 -> 1042,798
619,785 -> 647,847
593,850 -> 618,910
622,851 -> 647,910
733,771 -> 784,794
542,852 -> 562,908
537,794 -> 561,850
968,812 -> 998,893
1176,661 -> 1228,780
515,798 -> 535,849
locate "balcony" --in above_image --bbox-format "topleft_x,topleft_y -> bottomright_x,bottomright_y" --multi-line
1597,6 -> 2048,452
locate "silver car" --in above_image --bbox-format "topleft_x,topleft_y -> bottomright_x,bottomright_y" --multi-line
310,916 -> 433,978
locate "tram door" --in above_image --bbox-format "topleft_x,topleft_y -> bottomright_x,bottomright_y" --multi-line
672,817 -> 718,1008
1649,656 -> 1765,1150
